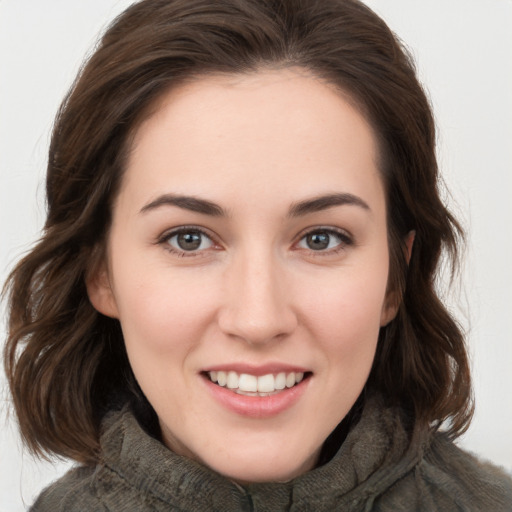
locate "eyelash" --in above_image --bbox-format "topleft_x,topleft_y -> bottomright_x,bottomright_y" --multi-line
295,227 -> 354,256
157,226 -> 217,258
157,226 -> 354,258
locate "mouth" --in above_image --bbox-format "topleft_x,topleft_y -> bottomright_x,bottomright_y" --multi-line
203,370 -> 311,397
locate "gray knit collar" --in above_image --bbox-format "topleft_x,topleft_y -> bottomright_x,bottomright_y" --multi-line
99,393 -> 429,511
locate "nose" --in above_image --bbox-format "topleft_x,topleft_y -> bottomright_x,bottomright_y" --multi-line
217,250 -> 298,346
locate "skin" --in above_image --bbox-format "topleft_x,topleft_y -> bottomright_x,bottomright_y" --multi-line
88,68 -> 400,483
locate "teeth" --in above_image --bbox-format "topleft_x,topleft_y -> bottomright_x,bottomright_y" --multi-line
217,371 -> 227,387
257,374 -> 275,393
275,372 -> 286,390
239,374 -> 258,392
227,371 -> 238,389
207,371 -> 306,394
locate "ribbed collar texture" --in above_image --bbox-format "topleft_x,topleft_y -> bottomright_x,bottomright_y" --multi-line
100,393 -> 427,511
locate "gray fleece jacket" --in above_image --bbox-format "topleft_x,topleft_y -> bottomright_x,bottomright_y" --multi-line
31,394 -> 512,511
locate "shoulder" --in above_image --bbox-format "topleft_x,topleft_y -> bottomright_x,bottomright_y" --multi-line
29,460 -> 178,512
28,409 -> 157,511
379,431 -> 512,511
29,405 -> 189,512
424,433 -> 512,509
29,465 -> 105,512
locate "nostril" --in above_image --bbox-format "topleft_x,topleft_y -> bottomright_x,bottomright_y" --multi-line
217,307 -> 298,346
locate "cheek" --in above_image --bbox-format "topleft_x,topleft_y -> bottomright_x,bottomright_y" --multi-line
297,261 -> 389,366
303,268 -> 388,330
111,262 -> 220,355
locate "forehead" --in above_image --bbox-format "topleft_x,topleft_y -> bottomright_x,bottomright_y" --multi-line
119,68 -> 384,214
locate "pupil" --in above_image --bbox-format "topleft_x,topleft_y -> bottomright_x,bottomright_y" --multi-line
177,232 -> 201,250
307,232 -> 329,250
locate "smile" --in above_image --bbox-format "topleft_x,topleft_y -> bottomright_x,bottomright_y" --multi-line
207,371 -> 306,396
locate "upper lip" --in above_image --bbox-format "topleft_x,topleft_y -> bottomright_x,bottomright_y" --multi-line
201,363 -> 310,376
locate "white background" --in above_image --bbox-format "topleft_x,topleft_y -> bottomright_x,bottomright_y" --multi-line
1,1 -> 511,510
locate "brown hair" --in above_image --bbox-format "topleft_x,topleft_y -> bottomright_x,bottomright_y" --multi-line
3,0 -> 472,464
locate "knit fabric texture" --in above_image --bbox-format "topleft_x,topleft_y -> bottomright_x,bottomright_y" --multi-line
31,394 -> 512,511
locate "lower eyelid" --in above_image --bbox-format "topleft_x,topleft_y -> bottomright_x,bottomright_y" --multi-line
297,229 -> 353,249
157,227 -> 217,254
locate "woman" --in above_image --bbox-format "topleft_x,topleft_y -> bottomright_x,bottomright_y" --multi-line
3,0 -> 511,510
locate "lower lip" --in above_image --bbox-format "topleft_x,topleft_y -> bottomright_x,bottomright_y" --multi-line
202,375 -> 310,418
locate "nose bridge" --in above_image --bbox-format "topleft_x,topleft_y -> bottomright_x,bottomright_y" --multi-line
218,244 -> 296,344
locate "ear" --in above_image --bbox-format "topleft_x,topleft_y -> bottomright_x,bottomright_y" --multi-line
86,260 -> 119,319
380,230 -> 416,326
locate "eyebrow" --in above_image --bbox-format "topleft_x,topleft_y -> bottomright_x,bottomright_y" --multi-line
140,194 -> 226,217
288,193 -> 370,217
139,192 -> 370,217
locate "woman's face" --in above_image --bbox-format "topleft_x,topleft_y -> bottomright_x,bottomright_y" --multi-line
89,68 -> 395,482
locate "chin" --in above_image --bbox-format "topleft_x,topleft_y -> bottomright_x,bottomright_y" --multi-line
220,466 -> 304,485
204,448 -> 319,484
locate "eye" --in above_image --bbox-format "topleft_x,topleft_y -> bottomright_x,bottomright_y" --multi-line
163,228 -> 214,253
297,229 -> 352,252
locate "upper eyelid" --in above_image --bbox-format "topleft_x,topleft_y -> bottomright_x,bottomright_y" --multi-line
157,227 -> 219,258
294,227 -> 354,254
158,225 -> 216,242
296,226 -> 353,241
